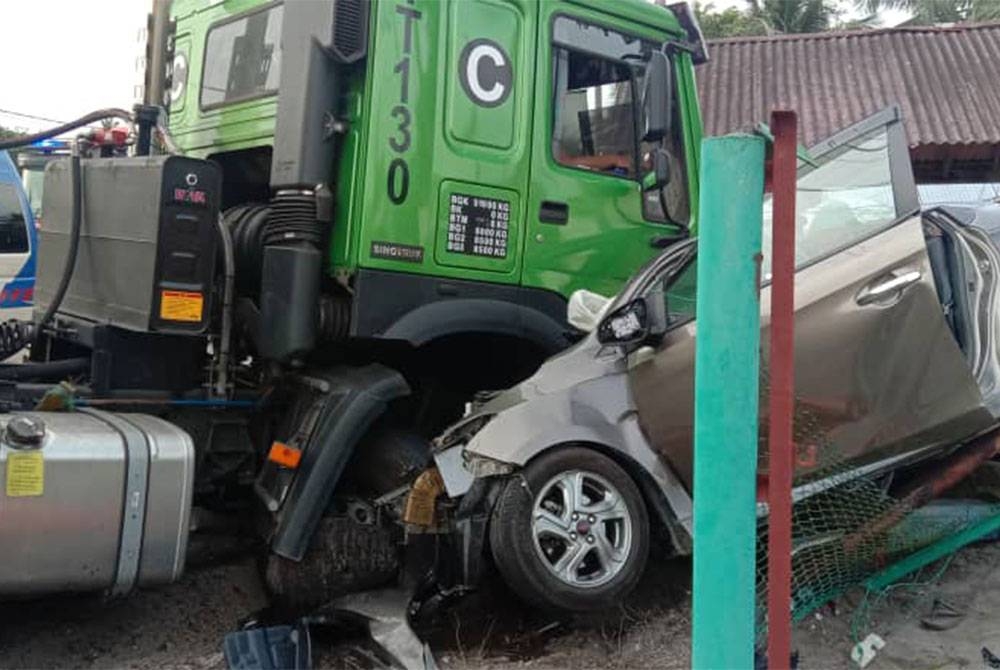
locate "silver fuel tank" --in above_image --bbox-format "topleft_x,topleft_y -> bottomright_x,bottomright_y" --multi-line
0,410 -> 194,597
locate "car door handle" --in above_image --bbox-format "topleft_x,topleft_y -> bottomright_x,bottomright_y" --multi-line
856,271 -> 921,306
539,201 -> 569,225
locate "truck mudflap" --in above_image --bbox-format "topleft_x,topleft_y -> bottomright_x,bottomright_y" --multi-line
270,364 -> 410,561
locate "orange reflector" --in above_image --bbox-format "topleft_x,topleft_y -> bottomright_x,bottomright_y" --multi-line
268,442 -> 302,469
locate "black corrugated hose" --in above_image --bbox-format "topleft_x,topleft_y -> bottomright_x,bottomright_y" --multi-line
32,151 -> 82,338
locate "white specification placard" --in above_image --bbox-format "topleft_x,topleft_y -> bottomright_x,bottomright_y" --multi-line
446,193 -> 510,259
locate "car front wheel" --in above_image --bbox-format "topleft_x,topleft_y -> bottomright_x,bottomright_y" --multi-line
489,447 -> 649,612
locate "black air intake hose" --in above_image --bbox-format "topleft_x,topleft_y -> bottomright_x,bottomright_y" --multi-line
265,192 -> 322,246
225,204 -> 270,297
258,191 -> 323,363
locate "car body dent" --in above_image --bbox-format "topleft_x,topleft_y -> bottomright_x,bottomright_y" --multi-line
465,376 -> 695,537
460,308 -> 695,537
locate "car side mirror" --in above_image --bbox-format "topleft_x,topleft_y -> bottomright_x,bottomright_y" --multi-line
642,148 -> 671,192
641,51 -> 672,143
597,298 -> 649,347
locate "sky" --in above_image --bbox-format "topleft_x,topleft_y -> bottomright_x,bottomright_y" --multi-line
0,0 -> 908,134
0,1 -> 149,133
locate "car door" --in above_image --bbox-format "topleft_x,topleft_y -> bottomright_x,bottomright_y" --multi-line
629,107 -> 993,491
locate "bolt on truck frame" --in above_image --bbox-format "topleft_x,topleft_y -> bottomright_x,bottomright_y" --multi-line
0,0 -> 707,609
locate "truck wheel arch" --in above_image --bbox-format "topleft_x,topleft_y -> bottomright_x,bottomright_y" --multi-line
381,298 -> 570,354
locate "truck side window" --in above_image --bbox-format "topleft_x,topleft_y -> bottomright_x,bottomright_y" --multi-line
201,4 -> 283,109
552,49 -> 637,178
550,15 -> 690,226
0,184 -> 29,254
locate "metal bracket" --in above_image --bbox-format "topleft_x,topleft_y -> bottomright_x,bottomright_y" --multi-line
82,408 -> 150,598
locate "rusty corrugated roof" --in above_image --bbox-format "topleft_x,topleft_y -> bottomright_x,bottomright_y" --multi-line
697,22 -> 1000,148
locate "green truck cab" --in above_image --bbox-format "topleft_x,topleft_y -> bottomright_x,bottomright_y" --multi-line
159,0 -> 707,604
168,0 -> 704,363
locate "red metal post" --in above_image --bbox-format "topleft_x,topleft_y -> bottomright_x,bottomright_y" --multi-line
767,110 -> 797,669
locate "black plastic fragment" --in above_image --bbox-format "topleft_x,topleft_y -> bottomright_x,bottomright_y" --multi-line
224,622 -> 312,670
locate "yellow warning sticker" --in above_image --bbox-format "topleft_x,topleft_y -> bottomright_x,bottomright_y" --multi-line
6,451 -> 43,497
160,290 -> 204,323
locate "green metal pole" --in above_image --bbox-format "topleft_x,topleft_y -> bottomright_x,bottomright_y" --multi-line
691,135 -> 765,670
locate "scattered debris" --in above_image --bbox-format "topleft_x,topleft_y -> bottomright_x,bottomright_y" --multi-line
919,597 -> 966,631
224,622 -> 311,670
224,588 -> 435,670
983,646 -> 1000,669
850,633 -> 885,668
325,588 -> 438,670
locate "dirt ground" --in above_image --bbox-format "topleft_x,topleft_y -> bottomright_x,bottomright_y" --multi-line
1,542 -> 998,669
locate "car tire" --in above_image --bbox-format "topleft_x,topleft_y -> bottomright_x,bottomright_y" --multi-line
489,447 -> 649,612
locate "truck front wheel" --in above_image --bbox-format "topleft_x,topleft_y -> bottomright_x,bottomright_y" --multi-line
266,430 -> 429,612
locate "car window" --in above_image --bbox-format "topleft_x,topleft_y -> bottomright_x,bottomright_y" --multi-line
646,256 -> 697,329
761,126 -> 897,278
0,184 -> 29,254
665,257 -> 697,326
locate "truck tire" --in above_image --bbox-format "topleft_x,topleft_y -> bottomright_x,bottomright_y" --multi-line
266,430 -> 427,612
489,447 -> 649,612
266,513 -> 400,613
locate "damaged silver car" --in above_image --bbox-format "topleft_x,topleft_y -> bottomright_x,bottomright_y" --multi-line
429,107 -> 1000,611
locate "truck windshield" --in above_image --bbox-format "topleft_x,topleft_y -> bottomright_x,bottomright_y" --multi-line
0,184 -> 30,254
201,4 -> 283,109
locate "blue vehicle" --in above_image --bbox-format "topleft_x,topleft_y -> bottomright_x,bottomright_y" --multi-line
0,150 -> 36,320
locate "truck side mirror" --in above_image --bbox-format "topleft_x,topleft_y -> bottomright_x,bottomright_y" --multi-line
641,51 -> 672,143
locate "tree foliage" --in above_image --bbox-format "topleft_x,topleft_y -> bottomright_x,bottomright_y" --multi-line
696,0 -> 844,38
750,0 -> 838,33
860,0 -> 1000,24
695,3 -> 770,38
0,126 -> 21,142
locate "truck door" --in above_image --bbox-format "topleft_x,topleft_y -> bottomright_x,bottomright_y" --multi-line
522,5 -> 692,299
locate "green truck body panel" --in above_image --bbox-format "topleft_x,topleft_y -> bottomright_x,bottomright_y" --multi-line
168,0 -> 704,306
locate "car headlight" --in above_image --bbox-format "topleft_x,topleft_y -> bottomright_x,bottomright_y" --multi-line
463,451 -> 516,478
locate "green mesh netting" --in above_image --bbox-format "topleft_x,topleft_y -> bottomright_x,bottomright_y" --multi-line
751,367 -> 999,644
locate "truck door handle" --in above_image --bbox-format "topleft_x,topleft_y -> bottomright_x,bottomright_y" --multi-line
856,270 -> 921,306
539,201 -> 569,225
650,233 -> 687,249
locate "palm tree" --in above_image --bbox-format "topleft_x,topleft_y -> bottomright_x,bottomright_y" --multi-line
860,0 -> 1000,24
749,0 -> 838,33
